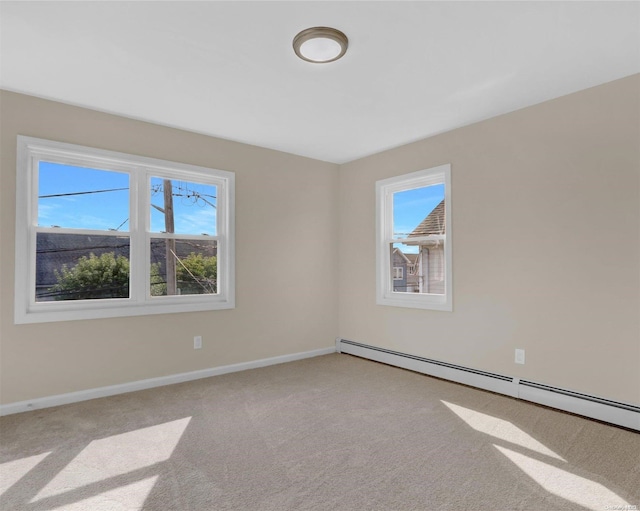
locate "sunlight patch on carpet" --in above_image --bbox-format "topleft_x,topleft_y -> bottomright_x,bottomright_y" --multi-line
47,475 -> 159,511
494,445 -> 631,511
0,452 -> 51,496
31,417 -> 190,501
441,401 -> 565,461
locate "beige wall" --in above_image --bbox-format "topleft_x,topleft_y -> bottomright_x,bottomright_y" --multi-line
339,75 -> 640,405
2,75 -> 639,408
0,91 -> 339,404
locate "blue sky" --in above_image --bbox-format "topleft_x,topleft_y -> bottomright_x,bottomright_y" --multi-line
38,162 -> 439,243
38,162 -> 217,235
393,184 -> 444,237
393,183 -> 444,254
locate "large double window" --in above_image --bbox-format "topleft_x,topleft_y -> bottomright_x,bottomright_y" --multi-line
376,164 -> 452,311
15,137 -> 235,323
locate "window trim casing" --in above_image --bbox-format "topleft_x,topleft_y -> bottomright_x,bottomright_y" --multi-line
15,136 -> 235,324
375,164 -> 452,311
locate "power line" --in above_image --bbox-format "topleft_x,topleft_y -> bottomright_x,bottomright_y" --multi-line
39,188 -> 129,198
112,218 -> 129,231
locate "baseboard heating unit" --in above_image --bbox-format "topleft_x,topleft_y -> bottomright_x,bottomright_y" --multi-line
336,338 -> 640,432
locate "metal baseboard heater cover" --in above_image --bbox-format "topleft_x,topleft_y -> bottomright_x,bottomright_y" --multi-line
336,339 -> 640,431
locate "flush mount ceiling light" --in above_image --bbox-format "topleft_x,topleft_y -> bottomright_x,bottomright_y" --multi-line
293,27 -> 348,63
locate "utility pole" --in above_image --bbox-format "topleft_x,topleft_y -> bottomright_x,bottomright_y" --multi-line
164,179 -> 177,295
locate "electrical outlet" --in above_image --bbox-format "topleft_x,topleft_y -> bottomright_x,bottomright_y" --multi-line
194,336 -> 202,350
515,348 -> 525,365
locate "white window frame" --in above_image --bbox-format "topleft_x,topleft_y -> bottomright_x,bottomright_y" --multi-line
15,136 -> 235,324
376,164 -> 452,311
393,266 -> 404,280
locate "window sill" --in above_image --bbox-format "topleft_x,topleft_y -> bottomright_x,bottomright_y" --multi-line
15,296 -> 235,324
376,293 -> 452,312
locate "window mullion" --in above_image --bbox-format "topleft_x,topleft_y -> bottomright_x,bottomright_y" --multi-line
129,168 -> 146,303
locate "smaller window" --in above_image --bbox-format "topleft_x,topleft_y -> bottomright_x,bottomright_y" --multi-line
376,164 -> 452,311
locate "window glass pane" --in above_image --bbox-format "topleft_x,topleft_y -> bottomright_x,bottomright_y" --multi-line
38,162 -> 129,231
392,183 -> 444,239
36,233 -> 130,301
149,178 -> 217,236
391,241 -> 445,295
150,238 -> 218,296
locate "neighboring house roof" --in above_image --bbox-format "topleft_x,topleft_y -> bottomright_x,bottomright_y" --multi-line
36,233 -> 130,287
36,232 -> 217,289
405,253 -> 419,264
392,247 -> 412,264
408,200 -> 445,237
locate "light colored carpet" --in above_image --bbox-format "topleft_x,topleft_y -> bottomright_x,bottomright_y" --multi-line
1,353 -> 639,511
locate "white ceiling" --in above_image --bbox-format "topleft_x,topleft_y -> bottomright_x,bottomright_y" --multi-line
1,1 -> 638,164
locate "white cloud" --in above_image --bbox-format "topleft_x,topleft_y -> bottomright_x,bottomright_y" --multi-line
176,207 -> 217,235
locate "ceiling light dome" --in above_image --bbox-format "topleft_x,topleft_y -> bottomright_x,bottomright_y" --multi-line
293,27 -> 348,63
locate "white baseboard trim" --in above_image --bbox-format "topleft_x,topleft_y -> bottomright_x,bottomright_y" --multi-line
0,346 -> 336,417
338,339 -> 640,431
517,381 -> 640,432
